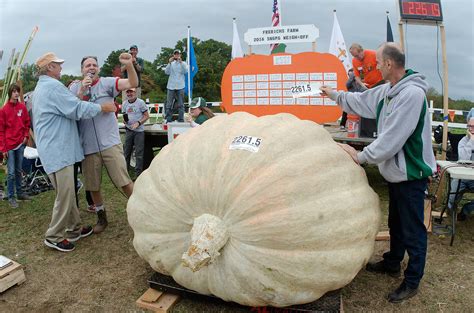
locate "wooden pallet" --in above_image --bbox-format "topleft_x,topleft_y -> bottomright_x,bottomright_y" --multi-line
136,288 -> 180,312
0,260 -> 26,293
148,272 -> 343,312
431,211 -> 447,218
375,230 -> 390,241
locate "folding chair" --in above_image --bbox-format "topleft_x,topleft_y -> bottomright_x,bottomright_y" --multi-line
23,147 -> 53,194
435,161 -> 474,245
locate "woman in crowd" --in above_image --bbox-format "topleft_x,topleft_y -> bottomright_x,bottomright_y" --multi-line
186,97 -> 214,127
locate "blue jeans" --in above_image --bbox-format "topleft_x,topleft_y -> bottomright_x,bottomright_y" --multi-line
7,144 -> 25,199
384,179 -> 428,289
165,89 -> 184,123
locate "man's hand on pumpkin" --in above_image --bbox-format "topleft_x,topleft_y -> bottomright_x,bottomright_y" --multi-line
337,143 -> 360,164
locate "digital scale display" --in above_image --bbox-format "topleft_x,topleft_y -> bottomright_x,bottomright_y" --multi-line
399,0 -> 443,22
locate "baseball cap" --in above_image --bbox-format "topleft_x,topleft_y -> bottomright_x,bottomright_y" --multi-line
189,97 -> 207,109
130,45 -> 138,50
173,49 -> 181,54
35,52 -> 65,68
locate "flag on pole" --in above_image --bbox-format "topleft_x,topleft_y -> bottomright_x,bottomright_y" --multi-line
386,12 -> 394,42
329,10 -> 352,72
232,18 -> 244,59
185,28 -> 198,101
270,0 -> 286,54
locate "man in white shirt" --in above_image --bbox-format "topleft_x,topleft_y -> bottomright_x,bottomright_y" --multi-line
164,49 -> 188,123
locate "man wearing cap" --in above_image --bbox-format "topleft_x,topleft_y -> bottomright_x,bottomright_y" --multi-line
121,45 -> 144,98
164,49 -> 188,123
68,53 -> 138,234
32,52 -> 116,252
186,97 -> 214,127
122,87 -> 149,177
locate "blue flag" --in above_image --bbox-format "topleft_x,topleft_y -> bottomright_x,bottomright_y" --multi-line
387,16 -> 394,42
185,36 -> 198,98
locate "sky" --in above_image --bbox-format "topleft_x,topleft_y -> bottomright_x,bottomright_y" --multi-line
1,0 -> 473,101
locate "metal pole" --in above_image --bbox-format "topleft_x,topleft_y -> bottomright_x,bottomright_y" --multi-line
187,26 -> 191,108
279,0 -> 283,26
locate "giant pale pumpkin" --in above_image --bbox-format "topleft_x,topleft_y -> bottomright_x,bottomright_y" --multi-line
127,112 -> 380,307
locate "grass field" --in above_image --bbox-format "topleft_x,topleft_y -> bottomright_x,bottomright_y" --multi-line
0,164 -> 473,312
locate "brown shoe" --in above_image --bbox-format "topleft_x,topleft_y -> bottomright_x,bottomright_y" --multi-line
93,209 -> 108,234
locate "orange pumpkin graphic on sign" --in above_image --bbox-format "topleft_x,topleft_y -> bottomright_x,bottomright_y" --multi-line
221,52 -> 348,124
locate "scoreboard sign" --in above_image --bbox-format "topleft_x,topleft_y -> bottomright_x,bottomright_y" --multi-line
399,0 -> 443,22
220,52 -> 347,124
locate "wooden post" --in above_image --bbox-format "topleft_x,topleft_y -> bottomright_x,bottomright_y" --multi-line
440,24 -> 449,160
398,21 -> 405,51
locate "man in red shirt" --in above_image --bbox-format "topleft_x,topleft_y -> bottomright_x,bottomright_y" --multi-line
0,84 -> 32,207
350,43 -> 384,90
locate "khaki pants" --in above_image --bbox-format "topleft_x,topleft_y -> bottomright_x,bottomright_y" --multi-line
46,165 -> 82,243
82,144 -> 132,192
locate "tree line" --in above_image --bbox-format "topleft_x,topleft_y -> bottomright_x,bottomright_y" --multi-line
3,37 -> 473,113
14,37 -> 231,104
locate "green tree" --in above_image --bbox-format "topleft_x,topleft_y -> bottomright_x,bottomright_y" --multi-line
100,49 -> 127,77
60,74 -> 82,87
19,63 -> 38,93
152,37 -> 231,102
142,60 -> 166,102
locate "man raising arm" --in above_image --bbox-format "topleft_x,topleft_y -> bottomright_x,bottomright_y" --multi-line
69,52 -> 137,234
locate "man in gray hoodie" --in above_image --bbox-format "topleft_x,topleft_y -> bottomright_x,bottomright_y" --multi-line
321,42 -> 436,303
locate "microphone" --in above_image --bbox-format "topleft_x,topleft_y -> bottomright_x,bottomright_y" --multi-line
85,73 -> 93,97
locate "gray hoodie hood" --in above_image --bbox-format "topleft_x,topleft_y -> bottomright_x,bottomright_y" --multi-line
387,70 -> 429,99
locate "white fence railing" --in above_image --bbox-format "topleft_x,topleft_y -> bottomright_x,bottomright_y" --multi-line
120,99 -> 470,129
429,101 -> 469,129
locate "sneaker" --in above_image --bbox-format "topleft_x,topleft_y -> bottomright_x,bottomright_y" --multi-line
17,194 -> 33,201
44,239 -> 75,252
86,204 -> 96,213
8,198 -> 18,208
366,260 -> 401,278
387,282 -> 418,303
68,225 -> 94,242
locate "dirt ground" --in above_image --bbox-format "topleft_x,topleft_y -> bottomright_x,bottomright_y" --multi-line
1,167 -> 473,312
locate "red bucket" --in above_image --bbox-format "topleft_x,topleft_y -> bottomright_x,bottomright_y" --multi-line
346,114 -> 359,138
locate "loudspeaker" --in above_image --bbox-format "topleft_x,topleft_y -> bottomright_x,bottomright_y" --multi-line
359,117 -> 377,138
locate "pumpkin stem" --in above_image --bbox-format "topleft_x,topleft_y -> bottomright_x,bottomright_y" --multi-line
182,214 -> 229,272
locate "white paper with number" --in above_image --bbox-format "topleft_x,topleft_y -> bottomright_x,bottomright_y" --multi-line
229,136 -> 262,153
292,82 -> 322,98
